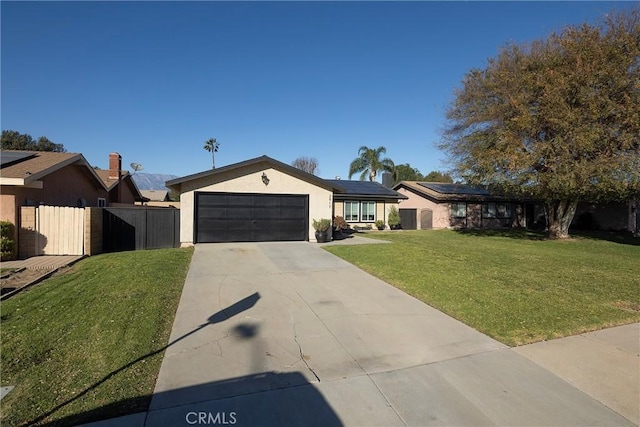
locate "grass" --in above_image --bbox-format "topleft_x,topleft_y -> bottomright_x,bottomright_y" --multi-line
325,230 -> 640,346
0,247 -> 194,426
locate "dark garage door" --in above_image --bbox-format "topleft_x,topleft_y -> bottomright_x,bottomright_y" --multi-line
195,192 -> 309,243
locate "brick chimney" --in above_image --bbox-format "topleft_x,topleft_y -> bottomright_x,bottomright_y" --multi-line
108,153 -> 122,180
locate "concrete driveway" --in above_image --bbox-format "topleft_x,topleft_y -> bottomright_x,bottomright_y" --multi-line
141,242 -> 632,426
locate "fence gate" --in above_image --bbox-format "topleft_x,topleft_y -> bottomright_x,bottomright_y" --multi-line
37,206 -> 85,255
399,208 -> 417,230
103,207 -> 180,252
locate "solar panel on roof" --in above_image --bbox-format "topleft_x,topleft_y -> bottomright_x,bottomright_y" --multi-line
417,182 -> 491,196
0,151 -> 36,167
326,180 -> 399,196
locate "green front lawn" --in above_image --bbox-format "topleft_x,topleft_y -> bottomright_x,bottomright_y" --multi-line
325,230 -> 639,346
1,247 -> 194,426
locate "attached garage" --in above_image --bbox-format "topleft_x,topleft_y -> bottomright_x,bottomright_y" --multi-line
195,192 -> 308,243
167,156 -> 339,244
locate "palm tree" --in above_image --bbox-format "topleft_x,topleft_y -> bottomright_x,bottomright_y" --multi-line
203,138 -> 220,169
348,146 -> 395,181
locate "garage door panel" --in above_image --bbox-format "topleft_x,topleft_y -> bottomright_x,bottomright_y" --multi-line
196,192 -> 308,243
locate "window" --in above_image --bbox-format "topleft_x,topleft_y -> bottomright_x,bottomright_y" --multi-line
361,201 -> 376,221
451,202 -> 466,218
344,201 -> 360,221
98,198 -> 107,208
483,202 -> 511,218
497,203 -> 512,218
344,201 -> 377,222
483,202 -> 497,218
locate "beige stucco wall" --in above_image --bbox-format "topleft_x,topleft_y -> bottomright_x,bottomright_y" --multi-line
178,165 -> 333,243
396,188 -> 450,229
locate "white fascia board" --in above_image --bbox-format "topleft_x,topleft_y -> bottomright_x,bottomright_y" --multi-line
0,178 -> 44,189
0,178 -> 26,186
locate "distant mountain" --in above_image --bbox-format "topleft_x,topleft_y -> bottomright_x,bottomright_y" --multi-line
132,173 -> 178,190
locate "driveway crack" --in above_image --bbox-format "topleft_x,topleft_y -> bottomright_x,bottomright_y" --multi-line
293,322 -> 320,382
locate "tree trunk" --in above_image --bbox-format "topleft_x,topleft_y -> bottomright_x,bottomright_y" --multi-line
545,200 -> 578,239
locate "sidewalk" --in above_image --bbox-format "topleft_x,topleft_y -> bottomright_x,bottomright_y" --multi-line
515,323 -> 639,425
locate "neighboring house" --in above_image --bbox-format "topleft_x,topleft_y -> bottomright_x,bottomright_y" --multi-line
393,181 -> 531,230
93,153 -> 147,205
140,190 -> 170,202
572,201 -> 638,233
0,150 -> 109,228
138,189 -> 179,208
166,155 -> 406,244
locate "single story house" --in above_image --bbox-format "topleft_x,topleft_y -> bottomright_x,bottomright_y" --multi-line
327,179 -> 408,229
572,201 -> 638,233
94,153 -> 147,205
0,150 -> 109,228
140,190 -> 170,202
393,181 -> 531,230
166,155 -> 406,244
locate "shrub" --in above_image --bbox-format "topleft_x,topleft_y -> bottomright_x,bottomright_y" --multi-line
333,216 -> 348,231
312,218 -> 331,232
0,221 -> 16,261
375,219 -> 385,229
388,206 -> 401,228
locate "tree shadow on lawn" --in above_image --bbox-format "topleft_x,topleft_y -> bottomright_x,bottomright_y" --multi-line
25,292 -> 263,427
454,228 -> 547,241
569,230 -> 640,246
455,228 -> 640,246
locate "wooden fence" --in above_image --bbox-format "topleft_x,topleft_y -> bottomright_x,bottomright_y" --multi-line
18,206 -> 179,258
102,207 -> 180,252
37,206 -> 85,255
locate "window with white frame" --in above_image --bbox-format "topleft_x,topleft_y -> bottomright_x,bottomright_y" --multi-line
98,198 -> 107,207
451,202 -> 466,218
361,201 -> 376,221
344,201 -> 377,222
344,201 -> 360,221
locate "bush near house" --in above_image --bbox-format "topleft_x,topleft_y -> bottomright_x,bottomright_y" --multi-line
387,206 -> 401,229
0,221 -> 16,261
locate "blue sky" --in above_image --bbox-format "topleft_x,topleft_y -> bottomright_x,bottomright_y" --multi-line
1,1 -> 628,180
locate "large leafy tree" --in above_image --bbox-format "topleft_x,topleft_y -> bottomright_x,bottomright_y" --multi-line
348,146 -> 395,182
203,138 -> 220,169
440,9 -> 640,239
291,156 -> 320,175
423,170 -> 454,183
1,130 -> 66,152
393,163 -> 424,184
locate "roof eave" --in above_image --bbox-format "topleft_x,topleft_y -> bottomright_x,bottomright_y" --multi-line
166,155 -> 344,193
333,194 -> 408,201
